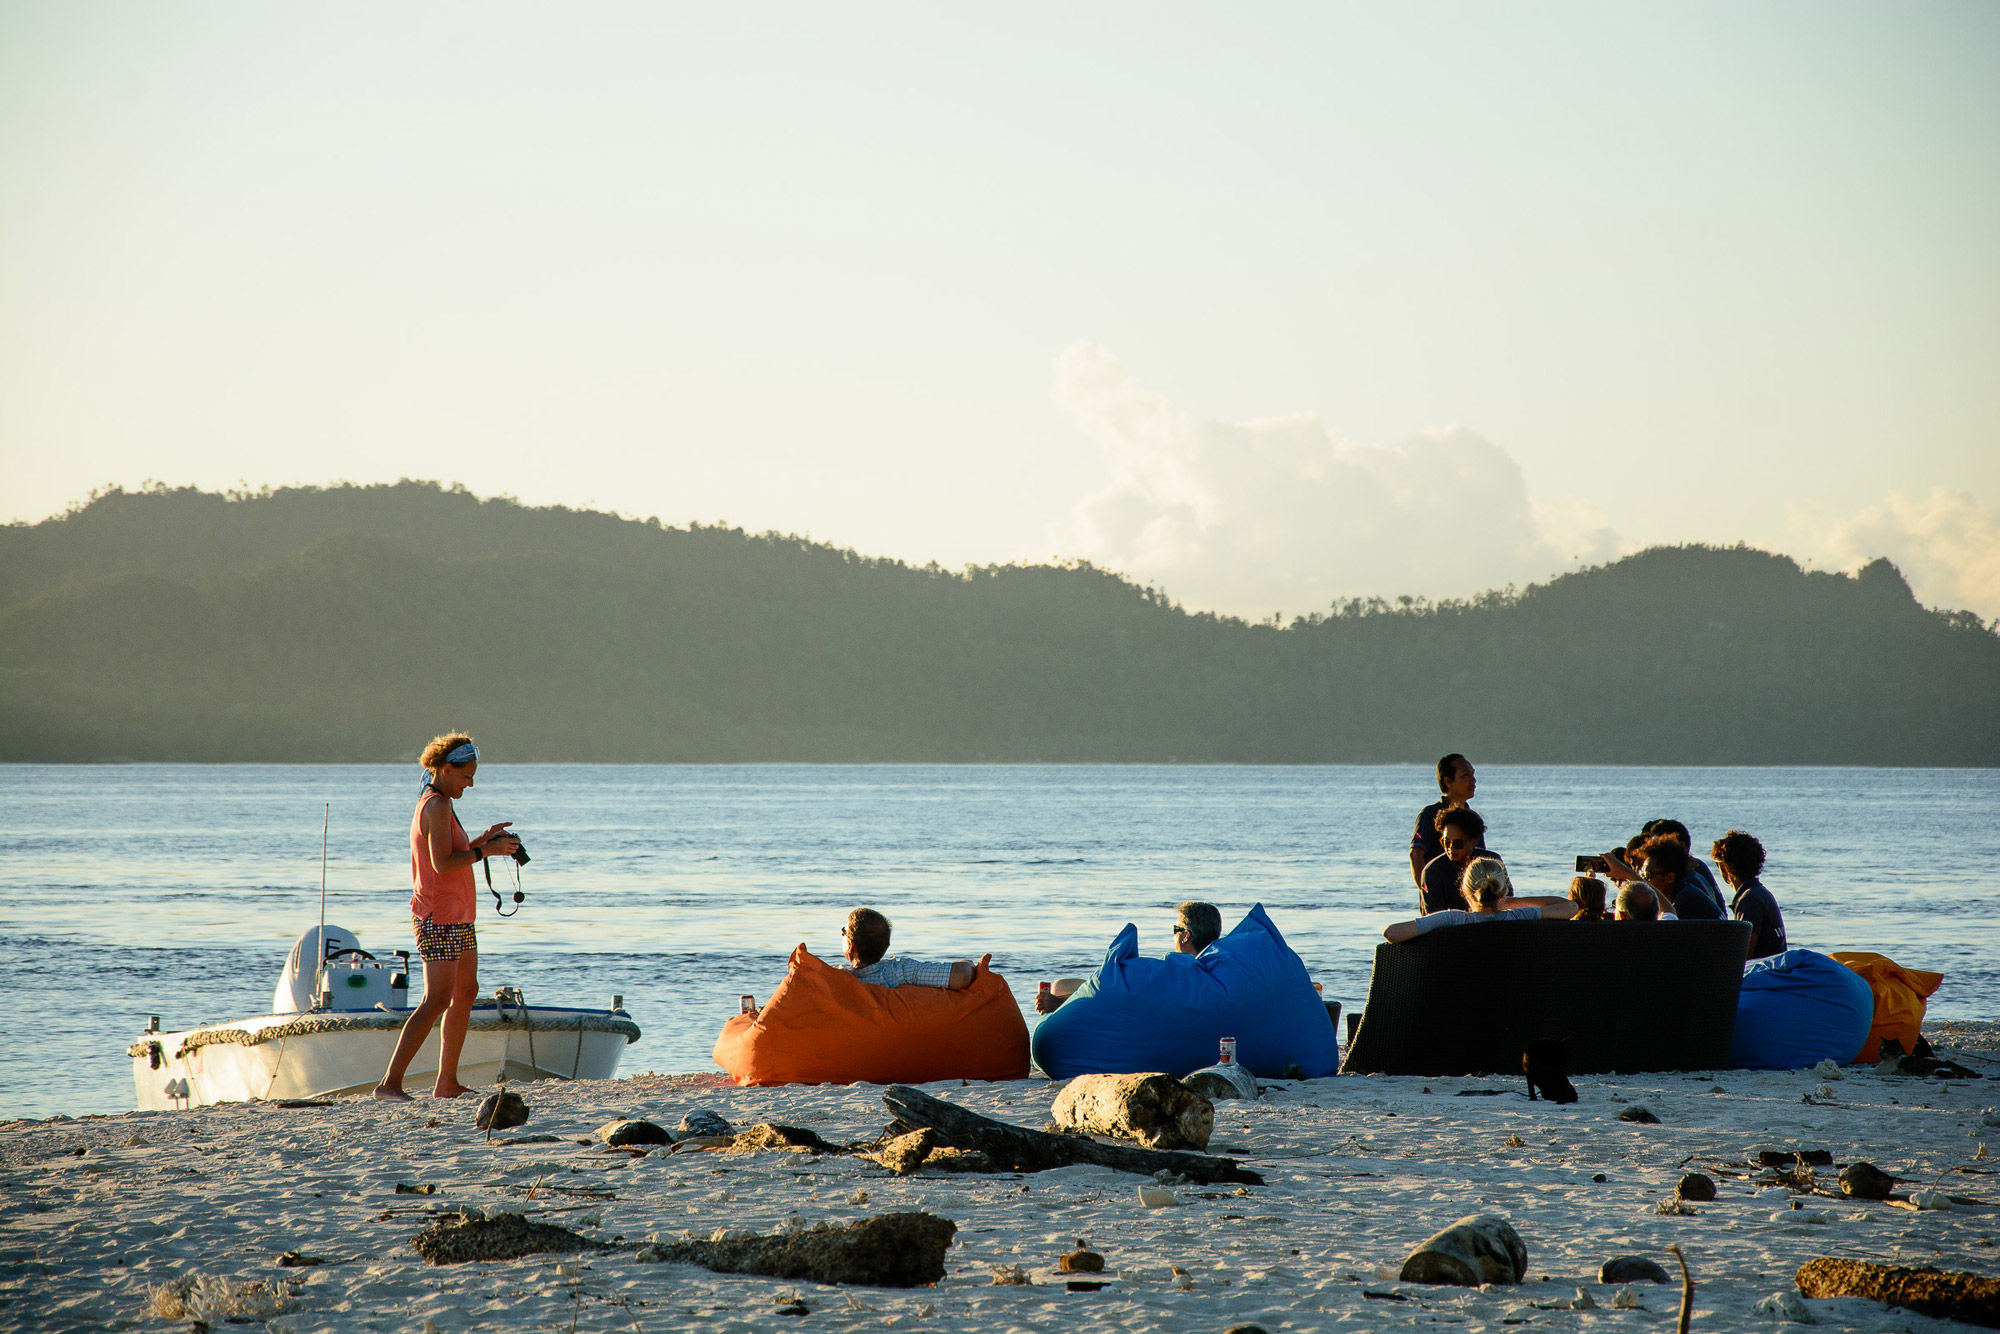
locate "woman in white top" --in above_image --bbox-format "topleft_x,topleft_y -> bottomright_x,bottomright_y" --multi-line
1382,857 -> 1576,942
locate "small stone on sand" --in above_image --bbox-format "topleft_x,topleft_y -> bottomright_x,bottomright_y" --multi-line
1676,1172 -> 1717,1201
474,1090 -> 528,1133
1838,1162 -> 1895,1200
1599,1256 -> 1671,1285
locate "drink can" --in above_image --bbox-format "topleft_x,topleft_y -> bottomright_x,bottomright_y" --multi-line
1037,981 -> 1053,998
740,994 -> 757,1016
1218,1036 -> 1237,1066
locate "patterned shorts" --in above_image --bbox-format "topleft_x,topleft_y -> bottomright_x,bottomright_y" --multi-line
412,916 -> 477,962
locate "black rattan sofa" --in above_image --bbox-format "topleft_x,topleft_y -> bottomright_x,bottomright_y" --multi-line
1340,919 -> 1752,1076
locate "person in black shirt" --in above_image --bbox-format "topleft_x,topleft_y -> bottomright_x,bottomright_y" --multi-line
1418,806 -> 1496,914
1633,838 -> 1721,920
1409,753 -> 1480,884
1711,829 -> 1787,959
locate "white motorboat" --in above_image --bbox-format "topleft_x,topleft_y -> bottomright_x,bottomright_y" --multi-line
130,924 -> 641,1110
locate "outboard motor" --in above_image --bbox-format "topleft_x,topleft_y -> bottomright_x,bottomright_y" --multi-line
274,924 -> 363,1014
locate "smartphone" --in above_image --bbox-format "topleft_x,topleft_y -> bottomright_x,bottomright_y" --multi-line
1574,854 -> 1609,875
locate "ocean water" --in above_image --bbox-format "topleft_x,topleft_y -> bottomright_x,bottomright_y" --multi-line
1,763 -> 1994,1121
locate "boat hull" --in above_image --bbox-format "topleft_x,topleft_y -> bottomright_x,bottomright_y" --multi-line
131,1005 -> 640,1110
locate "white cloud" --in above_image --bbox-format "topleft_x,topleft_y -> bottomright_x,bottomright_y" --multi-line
1051,342 -> 1623,618
1787,487 -> 2000,622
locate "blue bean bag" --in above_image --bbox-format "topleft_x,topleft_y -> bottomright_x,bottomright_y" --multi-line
1729,948 -> 1875,1070
1030,904 -> 1338,1080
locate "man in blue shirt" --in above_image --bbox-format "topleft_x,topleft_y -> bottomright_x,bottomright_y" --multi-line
1643,819 -> 1728,917
1711,830 -> 1788,959
1633,839 -> 1722,920
1410,753 -> 1482,885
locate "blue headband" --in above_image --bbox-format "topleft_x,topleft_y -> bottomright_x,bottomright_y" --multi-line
421,741 -> 478,792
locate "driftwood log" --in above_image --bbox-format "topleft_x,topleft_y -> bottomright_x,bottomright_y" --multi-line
1795,1258 -> 2000,1329
1051,1073 -> 1214,1150
881,1085 -> 1262,1185
644,1212 -> 955,1288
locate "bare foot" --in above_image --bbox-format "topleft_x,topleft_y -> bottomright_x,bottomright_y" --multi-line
431,1083 -> 476,1100
372,1083 -> 412,1102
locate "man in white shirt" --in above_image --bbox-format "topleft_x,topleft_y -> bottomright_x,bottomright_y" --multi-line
838,907 -> 981,989
1615,882 -> 1676,921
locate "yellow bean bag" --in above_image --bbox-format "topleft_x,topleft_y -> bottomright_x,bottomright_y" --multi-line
1831,951 -> 1944,1064
713,945 -> 1031,1086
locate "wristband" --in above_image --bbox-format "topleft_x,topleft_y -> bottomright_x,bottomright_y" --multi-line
473,845 -> 485,862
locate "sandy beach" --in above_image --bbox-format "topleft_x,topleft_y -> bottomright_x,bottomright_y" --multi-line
4,1023 -> 1997,1334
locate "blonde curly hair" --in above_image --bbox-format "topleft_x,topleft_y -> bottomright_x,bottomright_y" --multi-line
418,731 -> 477,773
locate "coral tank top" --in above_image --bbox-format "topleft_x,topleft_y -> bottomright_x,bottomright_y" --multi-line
410,792 -> 477,924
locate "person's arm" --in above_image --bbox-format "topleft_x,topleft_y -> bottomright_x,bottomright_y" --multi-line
1410,806 -> 1435,886
1384,916 -> 1427,943
422,801 -> 516,874
1034,976 -> 1081,1012
946,954 -> 989,990
1385,913 -> 1457,942
1600,850 -> 1641,884
1500,896 -> 1574,913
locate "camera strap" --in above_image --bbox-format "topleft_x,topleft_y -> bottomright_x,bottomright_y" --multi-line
483,850 -> 526,916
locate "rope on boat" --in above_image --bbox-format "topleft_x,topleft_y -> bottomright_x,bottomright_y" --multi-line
132,1011 -> 642,1059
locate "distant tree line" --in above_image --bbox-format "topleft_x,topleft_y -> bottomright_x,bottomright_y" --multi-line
2,482 -> 1995,764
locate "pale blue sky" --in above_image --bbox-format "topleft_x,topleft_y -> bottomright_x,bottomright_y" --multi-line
3,2 -> 1997,615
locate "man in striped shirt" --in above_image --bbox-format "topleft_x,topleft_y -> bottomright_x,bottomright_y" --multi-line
838,907 -> 983,989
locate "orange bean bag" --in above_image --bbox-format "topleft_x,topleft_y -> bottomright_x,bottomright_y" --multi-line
713,945 -> 1031,1086
1831,951 -> 1944,1063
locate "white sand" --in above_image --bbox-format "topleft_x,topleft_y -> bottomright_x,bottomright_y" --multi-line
4,1023 -> 1996,1334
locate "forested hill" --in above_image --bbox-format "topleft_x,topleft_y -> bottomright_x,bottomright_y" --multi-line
3,483 -> 1996,764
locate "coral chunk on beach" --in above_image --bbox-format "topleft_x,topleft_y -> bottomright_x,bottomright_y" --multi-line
643,1211 -> 956,1288
868,1128 -> 938,1173
1398,1214 -> 1526,1286
729,1123 -> 838,1154
411,1211 -> 615,1265
1795,1258 -> 2000,1328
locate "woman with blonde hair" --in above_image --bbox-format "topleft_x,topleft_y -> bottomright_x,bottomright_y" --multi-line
373,732 -> 521,1101
1382,857 -> 1576,942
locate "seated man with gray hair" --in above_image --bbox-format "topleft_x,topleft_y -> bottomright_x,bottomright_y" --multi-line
1035,900 -> 1221,1012
1615,881 -> 1676,921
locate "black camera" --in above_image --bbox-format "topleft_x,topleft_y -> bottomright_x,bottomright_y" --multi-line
506,833 -> 530,866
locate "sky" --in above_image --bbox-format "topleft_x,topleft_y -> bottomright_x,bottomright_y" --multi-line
3,2 -> 1997,620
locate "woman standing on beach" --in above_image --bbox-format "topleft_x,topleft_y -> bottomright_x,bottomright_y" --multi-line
373,732 -> 520,1101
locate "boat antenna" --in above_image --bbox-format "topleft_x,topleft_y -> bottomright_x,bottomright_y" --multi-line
314,802 -> 330,1007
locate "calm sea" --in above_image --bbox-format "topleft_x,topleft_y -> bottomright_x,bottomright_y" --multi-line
2,764 -> 1994,1121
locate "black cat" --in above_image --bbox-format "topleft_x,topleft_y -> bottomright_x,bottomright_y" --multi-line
1523,1038 -> 1579,1103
